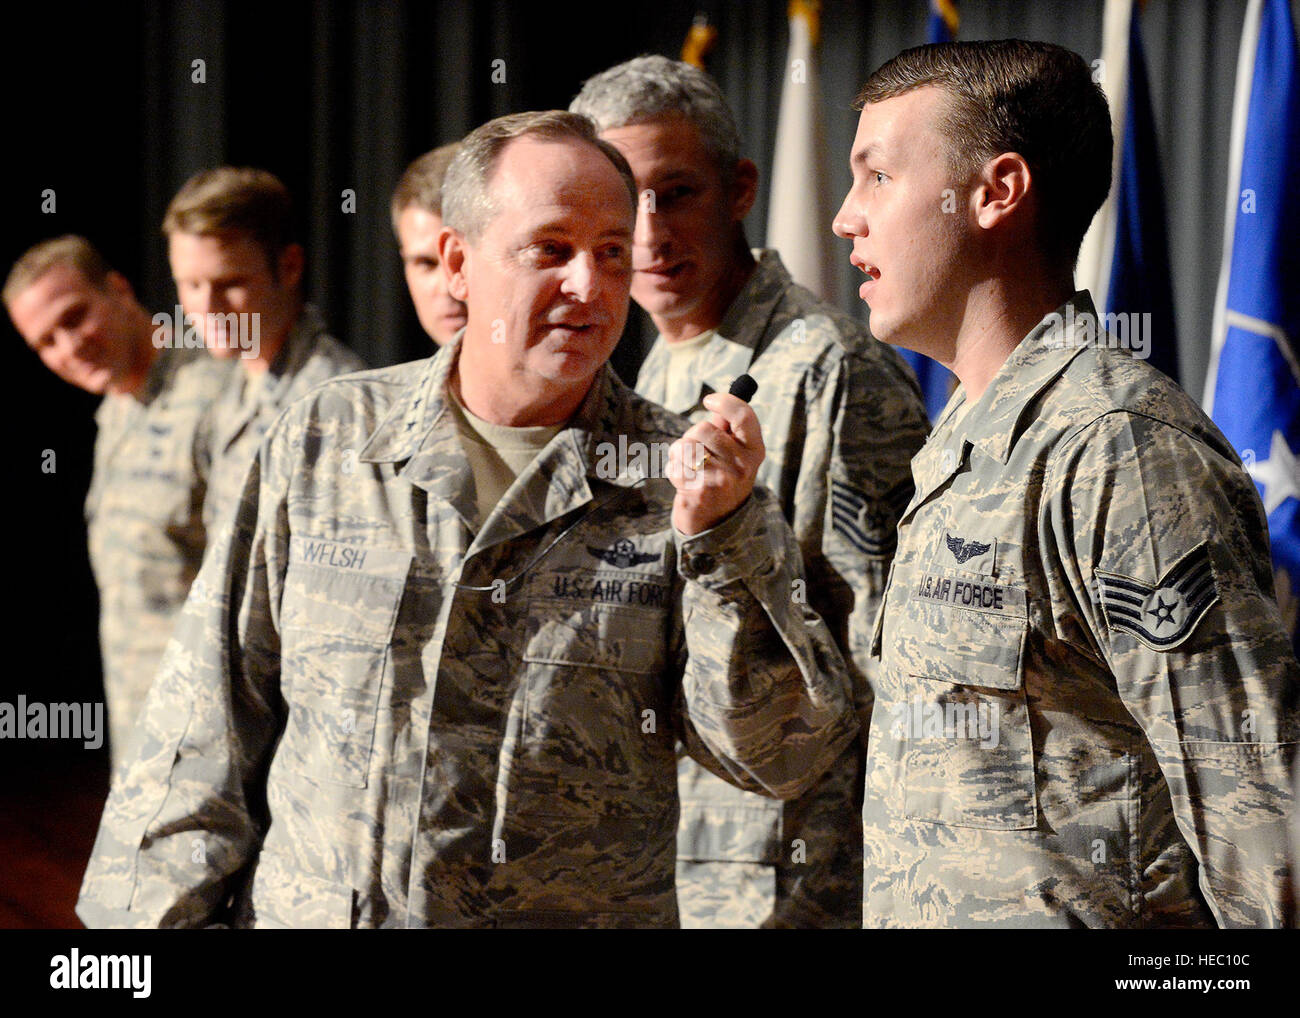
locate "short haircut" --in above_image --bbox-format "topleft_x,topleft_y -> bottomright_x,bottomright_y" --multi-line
391,142 -> 461,238
856,40 -> 1112,270
441,110 -> 637,242
569,54 -> 741,177
4,234 -> 112,309
162,166 -> 296,275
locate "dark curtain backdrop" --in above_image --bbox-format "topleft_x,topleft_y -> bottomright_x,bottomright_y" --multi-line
0,0 -> 1260,753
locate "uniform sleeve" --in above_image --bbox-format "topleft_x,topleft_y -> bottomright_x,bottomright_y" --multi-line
671,485 -> 859,801
1045,411 -> 1299,927
813,345 -> 929,739
76,427 -> 291,929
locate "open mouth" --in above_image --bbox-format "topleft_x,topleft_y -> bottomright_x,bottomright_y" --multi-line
851,254 -> 881,280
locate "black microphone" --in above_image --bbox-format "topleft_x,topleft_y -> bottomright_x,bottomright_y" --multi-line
728,373 -> 758,403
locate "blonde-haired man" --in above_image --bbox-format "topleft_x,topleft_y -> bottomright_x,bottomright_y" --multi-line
164,167 -> 366,531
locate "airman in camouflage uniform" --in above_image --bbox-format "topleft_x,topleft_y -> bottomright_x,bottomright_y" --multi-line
865,292 -> 1298,926
574,56 -> 928,927
163,167 -> 366,533
4,236 -> 234,768
75,111 -> 857,929
836,41 -> 1298,926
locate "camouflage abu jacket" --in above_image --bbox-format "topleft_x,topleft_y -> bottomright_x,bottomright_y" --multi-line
76,336 -> 858,928
866,292 -> 1298,927
87,344 -> 235,767
637,250 -> 928,927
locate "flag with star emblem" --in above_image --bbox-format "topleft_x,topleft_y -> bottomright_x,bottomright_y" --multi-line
1204,0 -> 1300,653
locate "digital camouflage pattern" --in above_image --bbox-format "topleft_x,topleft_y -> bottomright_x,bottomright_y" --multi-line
866,291 -> 1299,928
637,250 -> 929,927
76,336 -> 858,928
87,345 -> 235,768
200,303 -> 365,533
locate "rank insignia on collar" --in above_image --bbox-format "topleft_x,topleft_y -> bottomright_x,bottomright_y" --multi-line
1094,542 -> 1219,651
946,534 -> 991,564
586,538 -> 657,569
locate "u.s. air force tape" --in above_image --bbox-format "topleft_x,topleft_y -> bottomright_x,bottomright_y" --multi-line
1094,541 -> 1219,652
912,571 -> 1027,616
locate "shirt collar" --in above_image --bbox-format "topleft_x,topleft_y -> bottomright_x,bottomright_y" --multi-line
943,290 -> 1098,466
647,248 -> 789,413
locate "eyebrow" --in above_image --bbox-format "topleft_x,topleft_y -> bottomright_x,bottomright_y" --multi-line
527,220 -> 632,240
645,168 -> 700,185
851,142 -> 885,168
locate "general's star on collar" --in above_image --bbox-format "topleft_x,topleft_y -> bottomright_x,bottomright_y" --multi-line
1245,429 -> 1300,516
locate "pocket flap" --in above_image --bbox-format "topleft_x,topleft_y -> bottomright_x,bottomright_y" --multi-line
905,576 -> 1028,690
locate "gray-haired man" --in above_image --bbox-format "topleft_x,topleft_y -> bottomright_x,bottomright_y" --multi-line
573,55 -> 930,928
76,110 -> 857,928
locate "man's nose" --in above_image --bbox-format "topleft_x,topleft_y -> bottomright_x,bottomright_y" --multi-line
561,251 -> 596,302
182,284 -> 211,320
57,325 -> 92,360
633,196 -> 670,253
832,190 -> 863,240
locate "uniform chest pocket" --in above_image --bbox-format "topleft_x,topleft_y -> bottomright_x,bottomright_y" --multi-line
277,541 -> 412,788
896,577 -> 1038,830
511,597 -> 674,819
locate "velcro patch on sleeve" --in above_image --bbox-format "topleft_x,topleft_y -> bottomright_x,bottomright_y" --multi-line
829,478 -> 912,558
1094,542 -> 1220,651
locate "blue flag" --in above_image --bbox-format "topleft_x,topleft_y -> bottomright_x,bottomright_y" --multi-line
1205,0 -> 1300,650
898,0 -> 960,422
1106,2 -> 1179,382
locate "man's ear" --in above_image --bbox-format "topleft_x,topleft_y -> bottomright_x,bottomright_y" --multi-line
276,243 -> 305,292
440,227 -> 469,303
730,158 -> 759,222
974,152 -> 1032,232
104,270 -> 135,300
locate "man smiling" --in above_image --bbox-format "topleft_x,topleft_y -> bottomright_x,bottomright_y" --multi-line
836,40 -> 1297,927
4,237 -> 232,767
76,111 -> 856,928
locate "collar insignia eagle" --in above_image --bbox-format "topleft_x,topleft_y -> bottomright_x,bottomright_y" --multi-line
1094,542 -> 1219,651
587,538 -> 657,569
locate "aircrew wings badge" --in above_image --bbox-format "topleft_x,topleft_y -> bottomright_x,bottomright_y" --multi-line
1094,542 -> 1220,651
587,539 -> 657,569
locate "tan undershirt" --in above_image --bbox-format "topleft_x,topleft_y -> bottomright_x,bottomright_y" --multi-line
447,386 -> 561,524
663,329 -> 716,411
